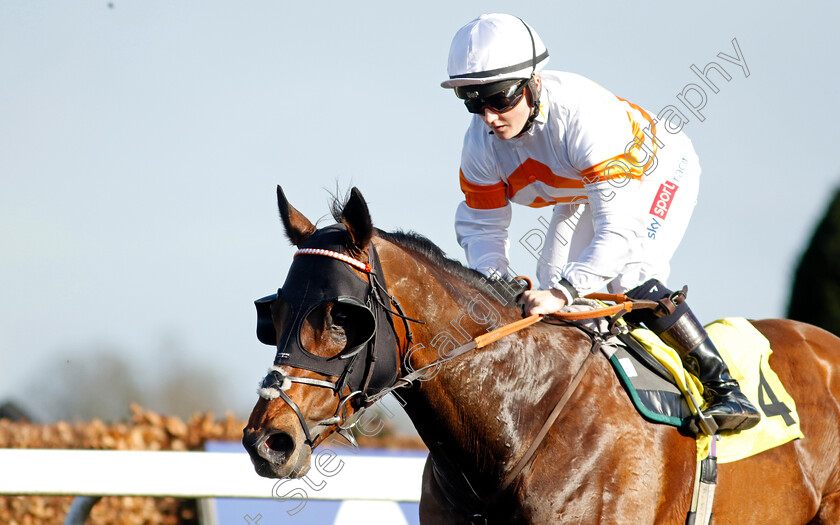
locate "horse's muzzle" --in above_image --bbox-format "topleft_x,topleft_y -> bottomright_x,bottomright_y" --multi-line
242,428 -> 303,478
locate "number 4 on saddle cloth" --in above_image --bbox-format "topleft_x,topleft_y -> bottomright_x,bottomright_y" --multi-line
605,315 -> 803,463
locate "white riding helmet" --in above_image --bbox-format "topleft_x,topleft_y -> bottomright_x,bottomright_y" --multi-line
441,13 -> 549,89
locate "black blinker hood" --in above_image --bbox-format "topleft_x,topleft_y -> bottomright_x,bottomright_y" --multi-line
255,224 -> 399,395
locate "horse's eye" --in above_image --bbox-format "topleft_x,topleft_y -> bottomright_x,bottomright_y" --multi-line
331,309 -> 349,328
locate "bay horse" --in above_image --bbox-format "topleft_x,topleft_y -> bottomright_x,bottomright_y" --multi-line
243,186 -> 840,524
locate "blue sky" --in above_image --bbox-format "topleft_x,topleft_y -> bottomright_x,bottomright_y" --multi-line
2,1 -> 839,422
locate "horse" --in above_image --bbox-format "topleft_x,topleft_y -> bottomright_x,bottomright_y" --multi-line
243,186 -> 840,524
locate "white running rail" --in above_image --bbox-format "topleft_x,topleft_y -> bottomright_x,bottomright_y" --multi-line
0,449 -> 426,524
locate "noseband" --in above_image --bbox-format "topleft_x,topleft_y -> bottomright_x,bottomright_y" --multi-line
256,229 -> 419,448
258,366 -> 368,447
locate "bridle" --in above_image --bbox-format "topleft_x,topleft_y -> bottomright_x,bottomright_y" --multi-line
256,236 -> 420,448
257,366 -> 367,448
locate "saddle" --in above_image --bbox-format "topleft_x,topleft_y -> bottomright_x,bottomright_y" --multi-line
595,313 -> 803,463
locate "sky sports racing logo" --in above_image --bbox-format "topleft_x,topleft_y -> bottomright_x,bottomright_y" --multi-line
650,181 -> 679,219
647,181 -> 679,239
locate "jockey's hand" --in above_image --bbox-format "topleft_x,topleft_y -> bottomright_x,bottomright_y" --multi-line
518,288 -> 568,316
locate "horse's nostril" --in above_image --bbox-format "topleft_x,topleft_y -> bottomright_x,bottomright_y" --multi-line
266,431 -> 295,455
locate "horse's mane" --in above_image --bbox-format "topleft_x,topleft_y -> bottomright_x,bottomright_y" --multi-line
376,229 -> 481,283
380,229 -> 527,306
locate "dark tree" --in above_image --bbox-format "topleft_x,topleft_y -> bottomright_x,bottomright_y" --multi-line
0,401 -> 33,422
787,187 -> 840,336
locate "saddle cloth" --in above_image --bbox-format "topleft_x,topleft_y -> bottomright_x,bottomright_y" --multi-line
610,317 -> 803,463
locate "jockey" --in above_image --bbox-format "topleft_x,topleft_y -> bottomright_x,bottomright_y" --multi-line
442,13 -> 760,432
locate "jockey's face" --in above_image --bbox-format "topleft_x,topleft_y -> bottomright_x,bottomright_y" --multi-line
479,87 -> 533,140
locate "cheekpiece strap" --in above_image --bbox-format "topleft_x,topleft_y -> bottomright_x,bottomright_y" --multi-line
294,248 -> 372,273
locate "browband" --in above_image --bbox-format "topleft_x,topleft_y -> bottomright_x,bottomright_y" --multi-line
294,248 -> 372,273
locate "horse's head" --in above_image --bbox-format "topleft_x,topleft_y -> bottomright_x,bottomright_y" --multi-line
243,186 -> 404,478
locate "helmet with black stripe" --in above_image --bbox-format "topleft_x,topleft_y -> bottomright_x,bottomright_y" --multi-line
441,14 -> 549,133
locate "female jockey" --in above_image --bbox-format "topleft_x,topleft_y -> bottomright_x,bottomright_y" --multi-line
442,13 -> 759,432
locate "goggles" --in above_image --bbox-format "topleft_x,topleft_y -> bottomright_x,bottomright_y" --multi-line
454,79 -> 528,114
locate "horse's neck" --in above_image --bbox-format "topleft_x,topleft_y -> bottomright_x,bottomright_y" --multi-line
375,238 -> 587,490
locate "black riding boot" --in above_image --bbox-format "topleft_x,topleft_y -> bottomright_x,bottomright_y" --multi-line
658,310 -> 761,432
625,279 -> 761,432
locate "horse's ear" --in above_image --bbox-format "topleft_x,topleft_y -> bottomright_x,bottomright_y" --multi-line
341,187 -> 373,250
277,186 -> 316,248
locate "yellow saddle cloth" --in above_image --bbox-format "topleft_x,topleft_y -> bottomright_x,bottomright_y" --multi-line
631,317 -> 803,463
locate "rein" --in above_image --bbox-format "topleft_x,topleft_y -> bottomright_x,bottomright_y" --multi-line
365,313 -> 544,404
366,295 -> 652,403
553,293 -> 659,320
